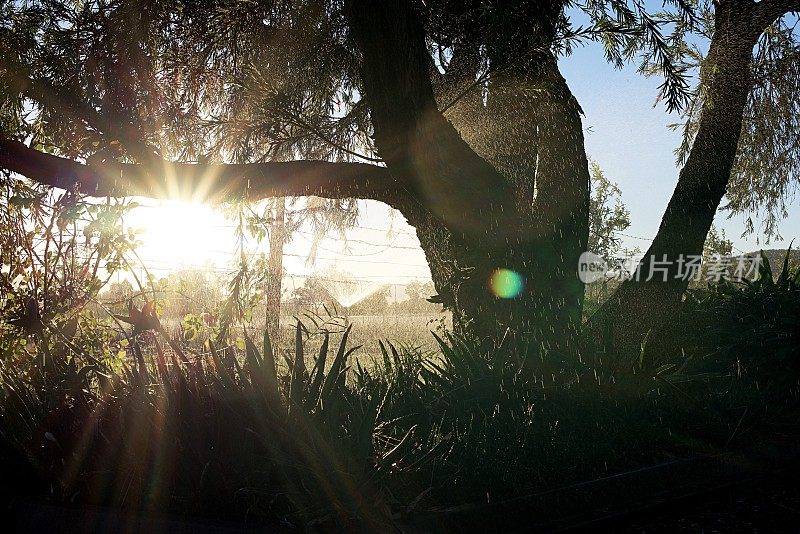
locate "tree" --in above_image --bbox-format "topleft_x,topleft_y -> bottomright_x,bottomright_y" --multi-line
398,280 -> 439,313
289,276 -> 338,311
162,268 -> 224,320
0,0 -> 587,348
584,162 -> 633,309
251,187 -> 361,345
264,197 -> 286,344
690,225 -> 734,288
703,226 -> 734,259
1,0 -> 797,352
100,279 -> 134,313
595,0 -> 799,358
587,162 -> 631,265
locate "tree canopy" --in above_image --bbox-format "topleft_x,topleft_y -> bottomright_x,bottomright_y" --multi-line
2,0 -> 799,348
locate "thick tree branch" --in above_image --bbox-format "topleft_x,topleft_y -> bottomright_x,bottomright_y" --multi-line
0,135 -> 404,208
344,0 -> 519,238
752,0 -> 800,30
591,0 -> 769,358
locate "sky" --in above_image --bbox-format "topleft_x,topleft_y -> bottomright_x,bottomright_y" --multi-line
119,8 -> 800,289
122,199 -> 433,292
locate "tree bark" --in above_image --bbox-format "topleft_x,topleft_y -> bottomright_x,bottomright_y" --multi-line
344,0 -> 589,349
484,53 -> 590,343
343,1 -> 519,240
265,197 -> 286,345
0,135 -> 403,207
592,0 -> 792,362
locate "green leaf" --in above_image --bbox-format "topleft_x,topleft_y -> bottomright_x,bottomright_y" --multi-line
320,324 -> 353,408
288,321 -> 307,414
308,330 -> 330,409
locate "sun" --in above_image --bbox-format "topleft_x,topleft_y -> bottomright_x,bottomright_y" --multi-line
124,199 -> 237,273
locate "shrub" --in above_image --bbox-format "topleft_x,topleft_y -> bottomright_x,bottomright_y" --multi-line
0,319 -> 399,529
663,249 -> 800,410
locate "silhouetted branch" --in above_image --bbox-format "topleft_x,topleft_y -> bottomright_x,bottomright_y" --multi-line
0,135 -> 405,208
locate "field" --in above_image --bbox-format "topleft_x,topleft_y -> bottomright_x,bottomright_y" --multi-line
276,313 -> 451,354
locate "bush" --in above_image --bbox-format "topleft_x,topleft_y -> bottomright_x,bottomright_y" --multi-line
658,250 -> 800,411
0,320 -> 398,529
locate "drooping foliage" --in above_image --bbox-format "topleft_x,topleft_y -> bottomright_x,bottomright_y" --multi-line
1,0 -> 724,169
655,5 -> 800,241
571,1 -> 800,241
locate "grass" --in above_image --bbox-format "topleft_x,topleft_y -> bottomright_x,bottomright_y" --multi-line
0,321 -> 400,528
159,310 -> 449,363
0,330 -> 779,527
1,253 -> 799,529
272,312 -> 450,357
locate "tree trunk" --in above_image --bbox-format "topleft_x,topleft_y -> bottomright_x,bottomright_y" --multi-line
346,0 -> 589,350
486,54 -> 590,345
592,1 -> 776,362
265,197 -> 286,345
424,55 -> 590,348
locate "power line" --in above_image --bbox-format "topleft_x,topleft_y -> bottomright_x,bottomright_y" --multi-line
613,231 -> 653,241
191,247 -> 429,268
110,260 -> 431,282
295,229 -> 420,249
110,253 -> 429,277
292,230 -> 422,256
148,220 -> 419,238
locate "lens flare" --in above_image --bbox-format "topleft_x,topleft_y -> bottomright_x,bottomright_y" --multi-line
489,268 -> 524,298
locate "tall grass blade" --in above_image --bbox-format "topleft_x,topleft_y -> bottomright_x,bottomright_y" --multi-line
777,243 -> 793,289
757,250 -> 774,286
289,321 -> 307,413
207,339 -> 235,390
309,330 -> 330,409
320,324 -> 353,407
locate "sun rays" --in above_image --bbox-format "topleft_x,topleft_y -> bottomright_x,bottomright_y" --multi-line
124,200 -> 234,271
